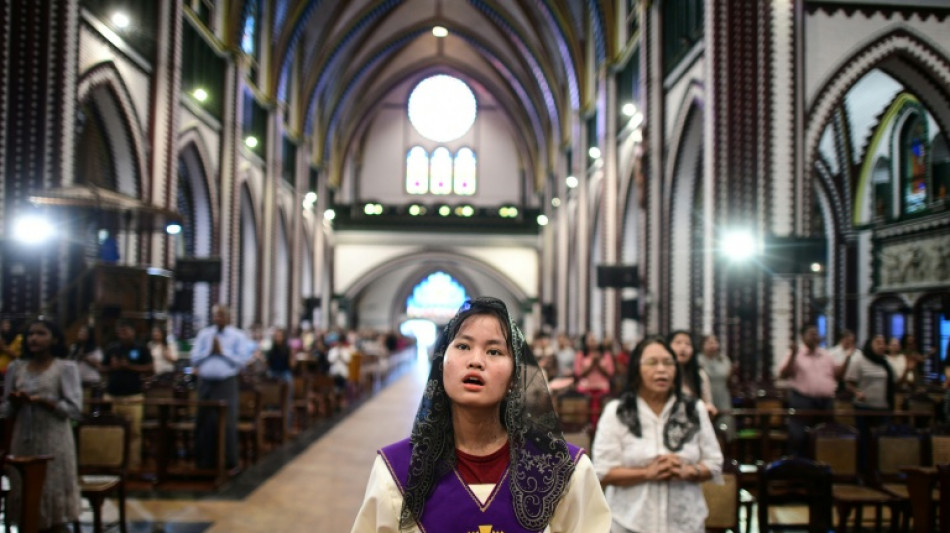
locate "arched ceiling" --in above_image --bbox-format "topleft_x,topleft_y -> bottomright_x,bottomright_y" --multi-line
258,0 -> 600,186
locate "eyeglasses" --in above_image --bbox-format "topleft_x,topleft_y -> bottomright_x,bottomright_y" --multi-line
641,358 -> 677,367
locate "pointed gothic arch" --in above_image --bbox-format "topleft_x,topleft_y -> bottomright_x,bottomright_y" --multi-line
665,95 -> 705,331
806,29 -> 950,180
76,61 -> 148,197
272,209 -> 291,327
239,184 -> 260,328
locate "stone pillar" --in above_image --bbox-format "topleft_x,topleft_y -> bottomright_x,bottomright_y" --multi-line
260,109 -> 280,326
151,0 -> 183,268
603,73 -> 619,339
644,2 -> 665,332
707,0 -> 775,380
219,63 -> 241,309
0,0 -> 79,316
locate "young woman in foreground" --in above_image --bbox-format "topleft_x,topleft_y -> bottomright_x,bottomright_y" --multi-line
351,297 -> 611,532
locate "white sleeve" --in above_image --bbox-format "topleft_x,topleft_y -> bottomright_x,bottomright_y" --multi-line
350,455 -> 404,533
695,399 -> 724,484
591,400 -> 624,480
548,455 -> 612,533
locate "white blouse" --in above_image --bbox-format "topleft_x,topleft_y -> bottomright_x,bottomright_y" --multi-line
593,397 -> 723,533
350,453 -> 611,533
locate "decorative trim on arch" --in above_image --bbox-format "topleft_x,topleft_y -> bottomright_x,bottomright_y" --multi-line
389,266 -> 481,323
663,89 -> 705,330
805,29 -> 950,178
76,61 -> 149,196
663,82 -> 705,210
177,127 -> 220,252
340,249 -> 528,305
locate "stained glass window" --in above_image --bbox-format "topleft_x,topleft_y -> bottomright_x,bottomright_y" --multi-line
241,1 -> 258,56
901,116 -> 929,214
454,147 -> 477,195
406,146 -> 429,194
406,271 -> 468,322
430,147 -> 452,195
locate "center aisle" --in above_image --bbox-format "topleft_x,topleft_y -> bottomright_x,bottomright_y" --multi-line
128,357 -> 429,532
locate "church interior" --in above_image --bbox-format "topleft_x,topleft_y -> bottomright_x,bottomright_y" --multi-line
1,0 -> 950,531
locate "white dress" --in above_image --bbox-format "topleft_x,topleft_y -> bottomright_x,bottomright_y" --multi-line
593,397 -> 723,533
351,453 -> 612,533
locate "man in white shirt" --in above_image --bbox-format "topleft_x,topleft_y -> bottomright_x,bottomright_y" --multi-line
326,331 -> 353,390
190,305 -> 255,470
828,329 -> 862,392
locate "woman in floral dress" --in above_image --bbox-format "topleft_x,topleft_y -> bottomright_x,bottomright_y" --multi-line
1,317 -> 82,532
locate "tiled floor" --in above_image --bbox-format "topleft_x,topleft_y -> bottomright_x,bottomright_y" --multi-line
111,357 -> 430,533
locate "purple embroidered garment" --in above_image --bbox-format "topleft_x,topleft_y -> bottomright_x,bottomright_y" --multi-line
380,439 -> 584,533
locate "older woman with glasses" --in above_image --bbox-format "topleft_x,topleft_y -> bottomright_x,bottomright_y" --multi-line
593,336 -> 723,533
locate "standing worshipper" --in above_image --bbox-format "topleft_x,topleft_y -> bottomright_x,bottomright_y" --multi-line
351,297 -> 611,532
573,334 -> 615,429
102,319 -> 153,472
777,324 -> 837,457
66,323 -> 103,385
698,333 -> 736,440
844,334 -> 894,471
593,336 -> 723,533
149,324 -> 179,377
828,329 -> 861,394
668,330 -> 716,416
1,317 -> 82,531
190,305 -> 254,470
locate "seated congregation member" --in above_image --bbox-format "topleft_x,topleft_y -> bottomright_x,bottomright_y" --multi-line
351,297 -> 611,533
1,318 -> 82,531
103,319 -> 153,471
593,336 -> 723,533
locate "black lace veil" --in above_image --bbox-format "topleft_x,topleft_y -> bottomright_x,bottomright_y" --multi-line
399,297 -> 575,531
616,335 -> 701,452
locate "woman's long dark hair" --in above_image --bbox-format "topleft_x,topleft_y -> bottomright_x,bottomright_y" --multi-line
862,334 -> 896,409
21,317 -> 68,359
668,329 -> 704,401
75,324 -> 98,353
400,297 -> 573,531
616,336 -> 700,451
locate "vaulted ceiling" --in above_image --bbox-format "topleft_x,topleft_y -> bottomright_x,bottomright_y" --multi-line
256,0 -> 606,182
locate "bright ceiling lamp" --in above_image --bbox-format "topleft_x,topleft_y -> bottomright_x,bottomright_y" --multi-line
721,229 -> 759,262
111,12 -> 130,29
14,214 -> 55,244
408,75 -> 477,142
432,26 -> 448,38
